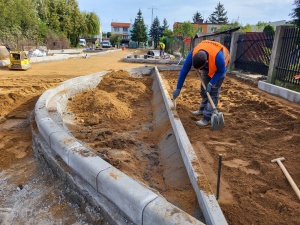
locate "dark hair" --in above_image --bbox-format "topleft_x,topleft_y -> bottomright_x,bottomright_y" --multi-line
193,50 -> 207,69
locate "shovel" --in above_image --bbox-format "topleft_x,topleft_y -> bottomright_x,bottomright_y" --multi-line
196,71 -> 225,130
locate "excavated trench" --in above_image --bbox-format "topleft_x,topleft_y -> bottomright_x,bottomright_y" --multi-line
64,70 -> 202,218
32,66 -> 226,225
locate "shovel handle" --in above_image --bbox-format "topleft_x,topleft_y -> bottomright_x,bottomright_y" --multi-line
196,71 -> 217,110
275,159 -> 300,200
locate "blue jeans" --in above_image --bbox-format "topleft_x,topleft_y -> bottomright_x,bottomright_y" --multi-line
199,70 -> 225,121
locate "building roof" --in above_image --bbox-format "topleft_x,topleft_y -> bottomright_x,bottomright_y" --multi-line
111,22 -> 130,28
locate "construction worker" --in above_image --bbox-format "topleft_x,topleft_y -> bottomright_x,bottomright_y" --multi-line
172,40 -> 230,127
159,42 -> 165,58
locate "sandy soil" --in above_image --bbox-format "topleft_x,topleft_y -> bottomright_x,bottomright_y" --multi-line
161,71 -> 300,225
0,49 -> 147,224
1,48 -> 299,224
66,70 -> 200,218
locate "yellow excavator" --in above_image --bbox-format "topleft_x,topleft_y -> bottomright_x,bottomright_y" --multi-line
8,51 -> 31,70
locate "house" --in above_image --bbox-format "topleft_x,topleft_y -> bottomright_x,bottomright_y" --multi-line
111,22 -> 131,45
173,19 -> 226,35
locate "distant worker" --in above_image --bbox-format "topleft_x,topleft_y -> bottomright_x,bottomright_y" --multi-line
172,40 -> 230,127
159,42 -> 165,58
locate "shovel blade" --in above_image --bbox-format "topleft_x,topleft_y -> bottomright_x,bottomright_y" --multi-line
211,112 -> 225,130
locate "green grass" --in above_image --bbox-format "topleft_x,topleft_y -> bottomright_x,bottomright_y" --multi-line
275,80 -> 300,92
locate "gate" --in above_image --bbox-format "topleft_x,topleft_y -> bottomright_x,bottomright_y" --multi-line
275,26 -> 300,85
235,32 -> 274,75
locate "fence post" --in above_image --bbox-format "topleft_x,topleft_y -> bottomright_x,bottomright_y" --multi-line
228,32 -> 242,72
267,25 -> 293,84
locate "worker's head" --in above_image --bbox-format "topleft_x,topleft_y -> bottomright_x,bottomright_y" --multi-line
193,50 -> 207,70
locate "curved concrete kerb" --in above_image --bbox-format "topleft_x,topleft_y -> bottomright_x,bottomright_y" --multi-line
33,68 -> 204,225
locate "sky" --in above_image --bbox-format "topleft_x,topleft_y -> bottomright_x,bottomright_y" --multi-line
77,0 -> 295,32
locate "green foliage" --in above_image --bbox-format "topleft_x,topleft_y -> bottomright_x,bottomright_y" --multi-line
263,25 -> 275,33
217,21 -> 251,32
149,16 -> 163,48
240,24 -> 252,32
0,0 -> 39,46
162,18 -> 169,31
107,32 -> 112,38
0,0 -> 100,48
217,21 -> 239,32
290,0 -> 300,28
131,9 -> 148,47
193,11 -> 204,23
208,1 -> 229,24
110,33 -> 123,47
163,28 -> 173,38
256,21 -> 268,31
275,79 -> 300,92
174,21 -> 194,39
83,12 -> 100,37
173,21 -> 194,57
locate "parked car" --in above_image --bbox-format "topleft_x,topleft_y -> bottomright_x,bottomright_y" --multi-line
79,39 -> 86,47
102,40 -> 112,48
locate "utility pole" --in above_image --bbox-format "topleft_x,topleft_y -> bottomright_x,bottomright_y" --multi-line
148,6 -> 158,25
148,6 -> 157,48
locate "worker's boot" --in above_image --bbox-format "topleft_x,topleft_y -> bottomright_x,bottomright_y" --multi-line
196,119 -> 210,126
192,109 -> 203,116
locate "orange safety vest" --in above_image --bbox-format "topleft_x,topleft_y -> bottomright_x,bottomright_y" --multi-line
192,40 -> 230,78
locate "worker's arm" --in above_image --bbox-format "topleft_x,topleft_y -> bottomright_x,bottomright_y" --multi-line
176,51 -> 193,90
209,50 -> 227,85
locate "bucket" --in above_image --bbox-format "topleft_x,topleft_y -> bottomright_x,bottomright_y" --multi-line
122,47 -> 125,51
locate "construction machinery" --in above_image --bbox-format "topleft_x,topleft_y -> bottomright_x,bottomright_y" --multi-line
8,51 -> 31,70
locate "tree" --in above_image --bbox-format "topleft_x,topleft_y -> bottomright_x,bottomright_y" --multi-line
163,28 -> 173,38
84,12 -> 100,37
131,9 -> 148,47
241,24 -> 252,32
161,18 -> 169,33
0,0 -> 39,46
174,21 -> 194,39
193,11 -> 204,23
217,21 -> 239,32
110,33 -> 123,47
290,0 -> 300,28
256,21 -> 268,32
217,21 -> 252,32
173,21 -> 194,57
149,16 -> 163,48
208,2 -> 229,24
0,0 -> 100,48
263,25 -> 275,33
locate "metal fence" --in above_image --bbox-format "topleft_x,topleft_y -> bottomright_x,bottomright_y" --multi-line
234,32 -> 274,76
275,26 -> 300,85
165,37 -> 190,58
193,33 -> 232,49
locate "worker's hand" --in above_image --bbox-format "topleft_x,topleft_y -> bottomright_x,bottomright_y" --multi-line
206,83 -> 213,93
173,89 -> 181,99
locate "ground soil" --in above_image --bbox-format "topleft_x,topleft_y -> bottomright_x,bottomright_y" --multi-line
0,49 -> 299,224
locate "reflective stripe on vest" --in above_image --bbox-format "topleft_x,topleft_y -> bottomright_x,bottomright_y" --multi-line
192,40 -> 230,78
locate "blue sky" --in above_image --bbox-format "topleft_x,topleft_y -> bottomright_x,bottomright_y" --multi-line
77,0 -> 294,32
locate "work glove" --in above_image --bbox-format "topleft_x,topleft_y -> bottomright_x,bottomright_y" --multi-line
206,83 -> 213,93
173,89 -> 181,99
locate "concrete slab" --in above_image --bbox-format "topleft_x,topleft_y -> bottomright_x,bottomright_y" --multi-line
258,80 -> 300,103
